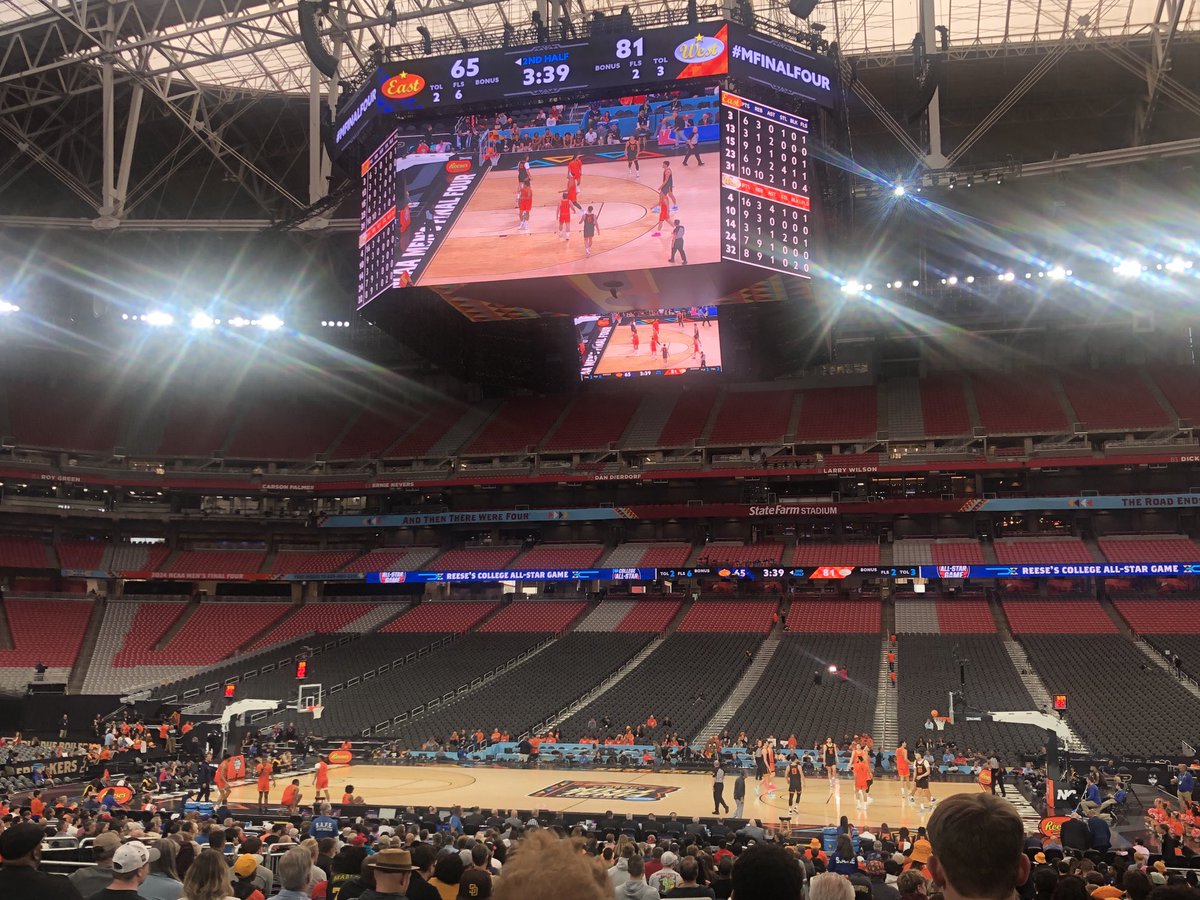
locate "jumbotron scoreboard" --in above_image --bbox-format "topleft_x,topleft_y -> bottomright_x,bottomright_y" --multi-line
337,19 -> 836,312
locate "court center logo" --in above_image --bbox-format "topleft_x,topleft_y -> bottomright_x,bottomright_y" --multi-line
531,780 -> 680,802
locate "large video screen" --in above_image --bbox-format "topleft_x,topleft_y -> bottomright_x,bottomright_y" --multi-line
575,306 -> 721,379
357,91 -> 726,304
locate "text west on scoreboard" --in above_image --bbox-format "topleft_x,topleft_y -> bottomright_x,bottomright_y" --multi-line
335,20 -> 836,151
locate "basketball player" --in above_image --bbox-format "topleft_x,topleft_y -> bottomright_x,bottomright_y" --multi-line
517,182 -> 533,231
786,755 -> 804,813
342,784 -> 364,805
280,778 -> 302,814
625,135 -> 641,178
517,158 -> 531,189
651,189 -> 671,236
661,342 -> 669,361
913,751 -> 934,810
821,738 -> 838,785
650,334 -> 658,356
567,153 -> 583,190
255,758 -> 273,808
630,330 -> 639,355
853,753 -> 872,809
312,754 -> 330,803
659,161 -> 678,211
692,336 -> 701,359
557,192 -> 572,240
895,740 -> 912,800
565,171 -> 582,212
579,205 -> 600,256
669,219 -> 687,264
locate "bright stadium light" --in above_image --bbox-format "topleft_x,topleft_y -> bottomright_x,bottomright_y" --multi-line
965,276 -> 975,284
1114,259 -> 1142,277
143,311 -> 174,327
259,313 -> 284,332
190,312 -> 215,330
892,184 -> 906,197
1166,257 -> 1191,274
947,276 -> 958,286
229,316 -> 250,328
1047,266 -> 1067,280
0,300 -> 20,314
840,280 -> 863,296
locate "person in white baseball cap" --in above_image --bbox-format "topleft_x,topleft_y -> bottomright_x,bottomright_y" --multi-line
94,840 -> 160,899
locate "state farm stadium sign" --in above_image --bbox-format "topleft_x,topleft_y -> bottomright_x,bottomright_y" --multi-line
748,505 -> 838,516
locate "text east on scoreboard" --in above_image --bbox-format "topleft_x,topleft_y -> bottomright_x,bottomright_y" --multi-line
338,20 -> 837,311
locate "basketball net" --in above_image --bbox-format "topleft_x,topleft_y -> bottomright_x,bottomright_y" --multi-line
306,705 -> 325,720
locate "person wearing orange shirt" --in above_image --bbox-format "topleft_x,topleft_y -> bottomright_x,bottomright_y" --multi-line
313,756 -> 330,803
281,778 -> 302,813
215,756 -> 232,806
896,740 -> 912,800
342,784 -> 363,805
490,728 -> 501,745
853,755 -> 872,810
29,790 -> 45,819
256,759 -> 273,808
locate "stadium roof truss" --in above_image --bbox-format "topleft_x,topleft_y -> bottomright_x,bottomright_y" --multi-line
0,0 -> 1198,226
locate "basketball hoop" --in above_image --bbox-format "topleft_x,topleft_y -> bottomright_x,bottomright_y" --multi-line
307,705 -> 325,720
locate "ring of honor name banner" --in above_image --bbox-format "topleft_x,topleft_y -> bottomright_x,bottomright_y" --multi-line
719,90 -> 811,277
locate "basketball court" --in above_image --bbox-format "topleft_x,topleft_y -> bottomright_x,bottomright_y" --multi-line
591,318 -> 722,375
418,155 -> 720,285
225,762 -> 987,830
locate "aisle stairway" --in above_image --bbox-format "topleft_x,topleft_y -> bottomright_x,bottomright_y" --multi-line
697,635 -> 780,740
538,635 -> 668,734
1002,639 -> 1088,752
1133,639 -> 1200,706
874,639 -> 898,748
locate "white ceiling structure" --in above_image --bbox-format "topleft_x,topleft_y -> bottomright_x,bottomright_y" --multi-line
0,0 -> 1197,227
0,0 -> 1196,94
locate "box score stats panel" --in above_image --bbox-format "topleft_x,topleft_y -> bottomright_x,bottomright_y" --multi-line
719,90 -> 812,277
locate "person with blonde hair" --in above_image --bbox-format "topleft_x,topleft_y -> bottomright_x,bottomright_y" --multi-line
182,849 -> 237,900
493,831 -> 610,900
143,838 -> 184,900
809,873 -> 854,900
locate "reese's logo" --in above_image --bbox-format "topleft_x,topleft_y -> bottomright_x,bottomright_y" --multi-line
674,34 -> 726,64
329,750 -> 353,765
381,71 -> 427,99
531,780 -> 680,802
1039,816 -> 1070,838
445,159 -> 473,175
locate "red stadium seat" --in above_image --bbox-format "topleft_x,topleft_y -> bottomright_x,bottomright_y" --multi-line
785,600 -> 880,633
708,389 -> 792,445
615,600 -> 683,632
476,601 -> 588,633
677,601 -> 778,633
380,602 -> 498,633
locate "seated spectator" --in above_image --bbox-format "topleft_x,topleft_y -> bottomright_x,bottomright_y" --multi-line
492,831 -> 608,900
142,840 -> 184,900
731,843 -> 805,900
809,873 -> 853,900
926,793 -> 1029,900
663,858 -> 714,899
71,831 -> 121,896
270,846 -> 315,900
0,821 -> 83,900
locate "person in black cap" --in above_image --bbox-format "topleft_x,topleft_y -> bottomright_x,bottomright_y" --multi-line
358,847 -> 416,900
0,822 -> 84,900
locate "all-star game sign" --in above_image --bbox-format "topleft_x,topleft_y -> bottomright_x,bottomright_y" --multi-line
531,780 -> 681,802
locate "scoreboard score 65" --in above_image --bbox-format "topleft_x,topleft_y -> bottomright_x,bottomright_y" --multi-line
720,90 -> 812,278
